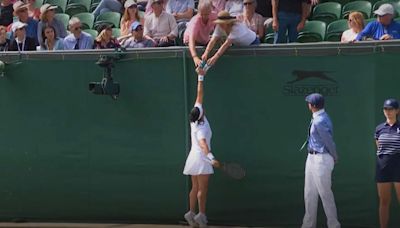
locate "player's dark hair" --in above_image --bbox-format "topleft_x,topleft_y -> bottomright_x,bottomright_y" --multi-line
189,107 -> 204,124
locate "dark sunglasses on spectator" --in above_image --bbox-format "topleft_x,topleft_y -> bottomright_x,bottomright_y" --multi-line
135,26 -> 143,31
74,26 -> 82,31
244,2 -> 253,5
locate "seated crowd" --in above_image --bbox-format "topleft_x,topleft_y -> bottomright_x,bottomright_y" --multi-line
0,0 -> 399,62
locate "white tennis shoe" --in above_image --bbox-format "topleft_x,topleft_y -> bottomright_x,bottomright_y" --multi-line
184,211 -> 196,227
194,213 -> 208,228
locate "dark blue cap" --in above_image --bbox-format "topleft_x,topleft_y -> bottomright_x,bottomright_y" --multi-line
305,93 -> 325,109
383,98 -> 399,109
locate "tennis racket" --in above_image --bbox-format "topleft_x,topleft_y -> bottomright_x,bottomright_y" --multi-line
204,158 -> 246,180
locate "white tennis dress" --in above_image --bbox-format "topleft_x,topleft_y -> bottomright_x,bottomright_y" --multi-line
183,115 -> 214,175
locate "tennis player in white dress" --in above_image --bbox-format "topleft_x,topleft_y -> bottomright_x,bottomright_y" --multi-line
183,67 -> 220,228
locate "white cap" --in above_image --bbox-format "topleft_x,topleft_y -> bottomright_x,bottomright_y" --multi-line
13,0 -> 29,12
11,21 -> 27,33
40,3 -> 58,14
124,0 -> 137,8
374,3 -> 394,16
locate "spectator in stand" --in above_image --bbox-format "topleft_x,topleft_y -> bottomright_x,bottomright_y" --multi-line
202,11 -> 259,66
11,1 -> 38,44
166,0 -> 194,34
145,0 -> 168,16
255,0 -> 273,31
39,24 -> 64,50
94,24 -> 120,49
120,0 -> 144,37
341,12 -> 364,43
63,17 -> 94,50
9,21 -> 36,51
26,0 -> 40,20
237,0 -> 265,39
355,4 -> 400,41
37,4 -> 67,45
0,0 -> 14,26
93,0 -> 124,17
211,0 -> 225,13
124,21 -> 155,48
0,25 -> 10,51
144,0 -> 178,47
271,0 -> 311,43
225,0 -> 243,16
184,0 -> 217,67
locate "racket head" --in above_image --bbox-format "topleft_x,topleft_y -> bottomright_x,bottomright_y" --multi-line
220,162 -> 246,180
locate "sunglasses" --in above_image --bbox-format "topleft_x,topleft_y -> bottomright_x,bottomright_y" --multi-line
244,2 -> 253,5
74,26 -> 82,31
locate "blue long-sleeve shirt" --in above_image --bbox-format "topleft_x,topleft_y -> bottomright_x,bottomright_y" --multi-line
355,20 -> 400,41
308,109 -> 338,161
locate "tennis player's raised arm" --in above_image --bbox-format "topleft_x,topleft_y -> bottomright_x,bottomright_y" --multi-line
195,67 -> 206,105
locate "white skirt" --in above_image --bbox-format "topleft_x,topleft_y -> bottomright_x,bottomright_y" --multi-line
183,150 -> 214,175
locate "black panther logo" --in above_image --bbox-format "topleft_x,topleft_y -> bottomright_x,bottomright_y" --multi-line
287,70 -> 337,84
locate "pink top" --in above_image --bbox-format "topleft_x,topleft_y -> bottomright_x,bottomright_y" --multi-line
211,0 -> 226,13
184,12 -> 217,45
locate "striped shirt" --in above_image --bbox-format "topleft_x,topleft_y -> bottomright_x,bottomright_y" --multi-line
375,121 -> 400,155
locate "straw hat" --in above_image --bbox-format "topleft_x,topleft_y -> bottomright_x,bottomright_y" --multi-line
214,11 -> 237,24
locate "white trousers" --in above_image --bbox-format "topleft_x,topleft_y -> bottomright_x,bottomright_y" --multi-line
301,153 -> 341,228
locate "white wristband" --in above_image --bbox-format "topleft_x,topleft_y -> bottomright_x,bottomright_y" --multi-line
207,153 -> 215,160
198,75 -> 204,81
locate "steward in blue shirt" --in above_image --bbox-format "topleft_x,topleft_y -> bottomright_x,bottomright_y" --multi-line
301,93 -> 340,228
374,98 -> 400,228
356,4 -> 400,41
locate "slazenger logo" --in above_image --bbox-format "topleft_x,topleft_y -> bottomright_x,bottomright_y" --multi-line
282,70 -> 339,96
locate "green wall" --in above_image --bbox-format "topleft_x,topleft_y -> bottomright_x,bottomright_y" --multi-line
0,43 -> 398,227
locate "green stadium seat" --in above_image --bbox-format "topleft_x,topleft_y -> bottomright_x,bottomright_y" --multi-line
45,0 -> 68,13
94,12 -> 121,30
33,0 -> 44,8
54,13 -> 70,30
263,25 -> 274,44
73,12 -> 95,30
312,2 -> 342,25
297,21 -> 327,43
83,29 -> 98,38
65,0 -> 91,16
112,28 -> 121,37
342,1 -> 372,19
325,19 -> 348,41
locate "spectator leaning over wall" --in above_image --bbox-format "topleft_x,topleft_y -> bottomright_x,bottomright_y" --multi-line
202,10 -> 259,66
63,17 -> 94,50
11,1 -> 38,45
237,0 -> 265,40
0,25 -> 10,51
37,4 -> 67,46
166,0 -> 194,35
184,0 -> 217,67
271,0 -> 311,44
9,21 -> 36,51
341,12 -> 364,43
0,0 -> 14,27
123,21 -> 155,48
144,0 -> 178,47
355,4 -> 400,41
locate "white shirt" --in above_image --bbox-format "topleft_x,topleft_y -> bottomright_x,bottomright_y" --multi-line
225,0 -> 243,16
213,22 -> 256,46
341,29 -> 358,43
144,11 -> 178,39
190,116 -> 212,152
